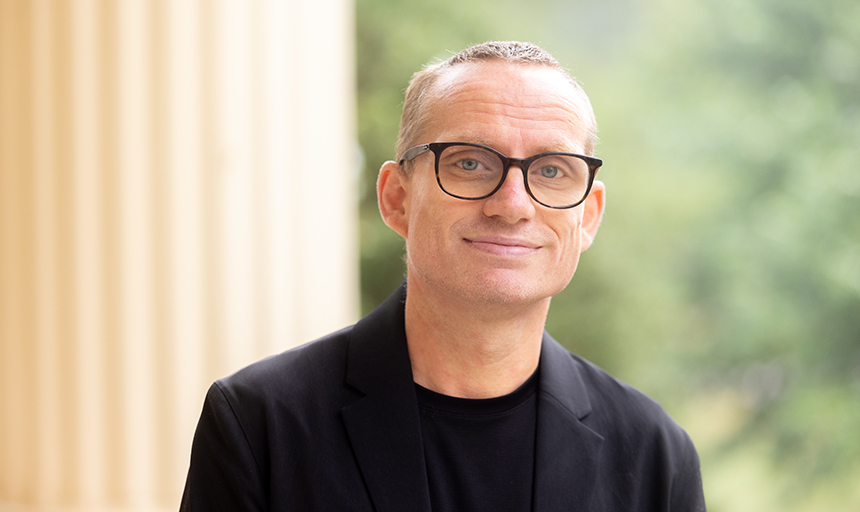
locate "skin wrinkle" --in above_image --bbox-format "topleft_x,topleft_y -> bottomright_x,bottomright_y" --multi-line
428,63 -> 594,153
438,106 -> 585,130
423,90 -> 589,157
436,133 -> 584,156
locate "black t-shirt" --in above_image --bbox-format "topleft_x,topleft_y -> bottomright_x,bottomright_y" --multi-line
415,369 -> 539,512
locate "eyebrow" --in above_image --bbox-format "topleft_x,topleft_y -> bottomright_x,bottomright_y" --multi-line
440,135 -> 582,155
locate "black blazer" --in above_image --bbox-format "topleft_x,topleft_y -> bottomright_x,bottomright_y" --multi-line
181,284 -> 705,511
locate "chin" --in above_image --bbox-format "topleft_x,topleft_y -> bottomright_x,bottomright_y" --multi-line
409,260 -> 571,307
461,273 -> 563,306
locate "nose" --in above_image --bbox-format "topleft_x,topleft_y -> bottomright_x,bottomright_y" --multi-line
481,166 -> 536,223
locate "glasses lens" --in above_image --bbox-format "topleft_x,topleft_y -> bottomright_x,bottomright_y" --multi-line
437,145 -> 504,199
527,155 -> 590,208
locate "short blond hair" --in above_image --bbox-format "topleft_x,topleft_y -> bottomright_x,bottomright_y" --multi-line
396,41 -> 598,165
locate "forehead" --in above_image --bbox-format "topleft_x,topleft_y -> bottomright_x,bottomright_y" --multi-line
423,61 -> 591,153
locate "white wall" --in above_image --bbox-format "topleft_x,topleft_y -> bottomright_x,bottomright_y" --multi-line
0,0 -> 357,510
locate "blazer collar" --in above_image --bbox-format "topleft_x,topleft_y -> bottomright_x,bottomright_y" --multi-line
341,283 -> 604,512
533,333 -> 605,511
341,283 -> 433,512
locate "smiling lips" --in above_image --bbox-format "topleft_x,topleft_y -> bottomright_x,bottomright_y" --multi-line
464,236 -> 541,257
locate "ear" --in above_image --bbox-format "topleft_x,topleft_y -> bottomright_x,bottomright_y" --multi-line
578,180 -> 605,252
377,160 -> 410,238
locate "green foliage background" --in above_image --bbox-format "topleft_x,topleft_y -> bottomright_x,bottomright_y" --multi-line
356,0 -> 860,509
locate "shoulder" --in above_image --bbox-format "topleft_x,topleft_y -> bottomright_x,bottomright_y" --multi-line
213,325 -> 356,415
195,326 -> 361,476
542,336 -> 698,463
575,354 -> 697,458
199,326 -> 360,457
566,351 -> 703,497
572,353 -> 682,435
543,343 -> 705,509
184,327 -> 375,510
204,283 -> 409,435
214,282 -> 409,404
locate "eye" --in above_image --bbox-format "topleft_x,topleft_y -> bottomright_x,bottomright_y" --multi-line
539,165 -> 559,178
460,159 -> 479,171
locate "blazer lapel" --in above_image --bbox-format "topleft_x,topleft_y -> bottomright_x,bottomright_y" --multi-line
533,334 -> 605,511
341,284 -> 433,512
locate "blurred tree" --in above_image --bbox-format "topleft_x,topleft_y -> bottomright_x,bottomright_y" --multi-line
650,0 -> 860,505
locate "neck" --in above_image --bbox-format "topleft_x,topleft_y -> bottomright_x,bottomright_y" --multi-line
404,278 -> 549,399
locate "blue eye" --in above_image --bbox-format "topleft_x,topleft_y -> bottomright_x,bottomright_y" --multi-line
461,159 -> 479,171
540,166 -> 559,178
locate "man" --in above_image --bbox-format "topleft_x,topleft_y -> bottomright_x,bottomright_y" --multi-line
181,41 -> 705,511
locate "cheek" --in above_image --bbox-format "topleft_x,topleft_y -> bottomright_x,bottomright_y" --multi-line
404,192 -> 448,257
401,176 -> 433,238
553,225 -> 583,292
550,211 -> 581,247
562,235 -> 581,269
551,218 -> 583,270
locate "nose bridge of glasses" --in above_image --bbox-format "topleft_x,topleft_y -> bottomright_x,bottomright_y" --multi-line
497,157 -> 531,197
500,156 -> 540,198
505,156 -> 535,178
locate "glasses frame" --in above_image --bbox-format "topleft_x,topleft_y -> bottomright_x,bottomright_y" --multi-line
399,142 -> 603,209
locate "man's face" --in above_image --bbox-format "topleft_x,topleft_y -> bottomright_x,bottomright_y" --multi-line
380,60 -> 604,308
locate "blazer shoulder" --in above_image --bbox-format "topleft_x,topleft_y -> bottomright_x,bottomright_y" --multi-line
565,351 -> 696,451
215,282 -> 408,406
573,354 -> 662,414
541,336 -> 675,431
214,325 -> 355,414
564,352 -> 704,507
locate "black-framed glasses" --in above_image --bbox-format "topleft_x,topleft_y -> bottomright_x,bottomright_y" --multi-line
399,142 -> 602,209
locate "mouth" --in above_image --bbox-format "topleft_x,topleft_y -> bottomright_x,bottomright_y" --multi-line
463,236 -> 541,257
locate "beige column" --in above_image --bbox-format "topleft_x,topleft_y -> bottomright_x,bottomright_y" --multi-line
0,0 -> 358,510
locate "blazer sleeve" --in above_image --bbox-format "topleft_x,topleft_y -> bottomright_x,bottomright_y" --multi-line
180,382 -> 268,512
669,429 -> 707,512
